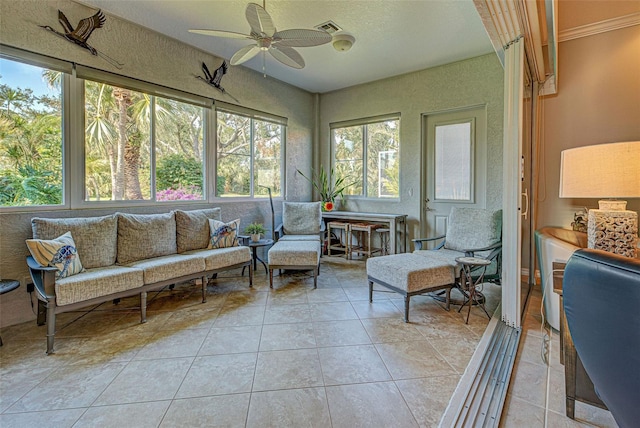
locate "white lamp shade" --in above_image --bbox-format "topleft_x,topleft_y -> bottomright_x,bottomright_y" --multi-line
559,141 -> 640,199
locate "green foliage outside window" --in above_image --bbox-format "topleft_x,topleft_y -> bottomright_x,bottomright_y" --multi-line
0,61 -> 63,206
332,119 -> 399,198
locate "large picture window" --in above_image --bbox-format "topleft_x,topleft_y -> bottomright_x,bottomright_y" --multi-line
216,109 -> 284,198
0,57 -> 64,207
84,81 -> 204,202
332,116 -> 400,198
1,47 -> 287,210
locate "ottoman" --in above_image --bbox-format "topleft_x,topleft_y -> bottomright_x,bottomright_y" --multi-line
268,240 -> 321,289
366,253 -> 455,322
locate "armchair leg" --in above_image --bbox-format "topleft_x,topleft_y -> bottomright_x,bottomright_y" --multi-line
269,269 -> 274,289
369,280 -> 373,302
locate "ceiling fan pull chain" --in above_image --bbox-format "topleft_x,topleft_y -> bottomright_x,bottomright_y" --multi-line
263,51 -> 266,78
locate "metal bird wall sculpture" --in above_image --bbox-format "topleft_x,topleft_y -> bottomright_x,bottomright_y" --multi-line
196,61 -> 240,103
40,9 -> 123,69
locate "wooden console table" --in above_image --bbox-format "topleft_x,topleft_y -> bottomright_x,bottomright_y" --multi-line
552,261 -> 607,419
321,211 -> 408,254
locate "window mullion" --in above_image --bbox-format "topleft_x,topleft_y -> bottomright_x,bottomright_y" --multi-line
362,124 -> 368,197
150,97 -> 157,201
250,118 -> 255,197
69,72 -> 84,209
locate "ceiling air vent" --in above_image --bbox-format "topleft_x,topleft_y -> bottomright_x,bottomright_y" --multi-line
315,20 -> 342,34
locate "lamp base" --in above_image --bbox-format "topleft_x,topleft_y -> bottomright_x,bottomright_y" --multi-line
587,209 -> 638,258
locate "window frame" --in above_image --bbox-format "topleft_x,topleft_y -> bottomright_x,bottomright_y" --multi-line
432,117 -> 476,203
0,45 -> 71,212
215,103 -> 287,199
0,46 -> 289,212
330,113 -> 401,200
73,74 -> 210,209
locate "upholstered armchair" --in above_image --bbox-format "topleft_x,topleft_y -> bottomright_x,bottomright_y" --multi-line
274,201 -> 325,242
413,207 -> 503,284
563,249 -> 640,428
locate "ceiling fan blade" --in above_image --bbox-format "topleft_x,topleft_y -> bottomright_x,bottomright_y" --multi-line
273,29 -> 332,47
189,29 -> 252,40
246,3 -> 275,37
230,44 -> 261,65
269,45 -> 305,69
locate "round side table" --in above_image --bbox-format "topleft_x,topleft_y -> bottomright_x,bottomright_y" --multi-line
243,239 -> 274,275
455,257 -> 491,324
0,279 -> 21,346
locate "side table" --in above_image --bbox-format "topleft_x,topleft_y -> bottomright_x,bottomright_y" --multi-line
0,279 -> 21,346
455,256 -> 492,324
552,261 -> 607,419
242,239 -> 274,275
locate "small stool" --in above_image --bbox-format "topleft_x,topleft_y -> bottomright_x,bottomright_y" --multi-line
268,240 -> 321,289
376,228 -> 390,255
327,221 -> 350,258
367,254 -> 454,322
350,223 -> 382,259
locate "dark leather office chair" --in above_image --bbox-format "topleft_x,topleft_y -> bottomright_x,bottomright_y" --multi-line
563,248 -> 640,428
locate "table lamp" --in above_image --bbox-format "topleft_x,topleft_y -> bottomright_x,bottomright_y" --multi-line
559,141 -> 640,258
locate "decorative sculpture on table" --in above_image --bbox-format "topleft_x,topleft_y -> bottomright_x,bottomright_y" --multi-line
196,61 -> 240,103
40,9 -> 123,69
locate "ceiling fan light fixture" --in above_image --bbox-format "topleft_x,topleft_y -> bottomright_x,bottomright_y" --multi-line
332,32 -> 355,52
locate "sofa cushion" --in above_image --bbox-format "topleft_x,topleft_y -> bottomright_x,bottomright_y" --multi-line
125,254 -> 205,285
209,218 -> 240,249
31,214 -> 117,269
55,265 -> 144,306
175,208 -> 222,253
26,232 -> 84,279
186,246 -> 251,271
282,202 -> 322,236
117,212 -> 177,264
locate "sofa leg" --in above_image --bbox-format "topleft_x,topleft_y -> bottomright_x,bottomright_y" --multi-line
200,276 -> 207,303
369,280 -> 373,303
249,263 -> 253,288
269,269 -> 274,289
140,292 -> 147,323
313,267 -> 318,289
46,298 -> 56,355
404,295 -> 410,323
445,287 -> 451,311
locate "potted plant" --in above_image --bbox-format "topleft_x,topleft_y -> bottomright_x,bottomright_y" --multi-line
296,165 -> 356,211
244,222 -> 266,242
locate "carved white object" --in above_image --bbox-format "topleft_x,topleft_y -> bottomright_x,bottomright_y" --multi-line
587,209 -> 638,258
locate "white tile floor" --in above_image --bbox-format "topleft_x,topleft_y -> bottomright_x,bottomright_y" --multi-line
0,256 -> 615,427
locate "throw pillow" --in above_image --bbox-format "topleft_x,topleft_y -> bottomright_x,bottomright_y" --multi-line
26,231 -> 84,279
209,218 -> 240,249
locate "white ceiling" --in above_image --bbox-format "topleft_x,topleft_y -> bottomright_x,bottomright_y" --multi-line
78,0 -> 495,93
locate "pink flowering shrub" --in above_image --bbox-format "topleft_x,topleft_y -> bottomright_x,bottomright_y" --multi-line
156,186 -> 203,201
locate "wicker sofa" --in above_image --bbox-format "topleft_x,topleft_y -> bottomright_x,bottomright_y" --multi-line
26,208 -> 252,354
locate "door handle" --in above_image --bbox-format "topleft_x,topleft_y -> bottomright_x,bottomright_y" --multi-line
424,198 -> 434,211
521,188 -> 529,220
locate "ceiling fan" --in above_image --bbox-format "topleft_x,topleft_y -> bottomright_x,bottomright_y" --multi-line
189,1 -> 332,70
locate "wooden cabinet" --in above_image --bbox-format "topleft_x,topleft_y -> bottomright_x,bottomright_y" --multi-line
552,262 -> 607,418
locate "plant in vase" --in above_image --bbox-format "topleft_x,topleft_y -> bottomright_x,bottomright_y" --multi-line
244,222 -> 266,242
296,166 -> 356,211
